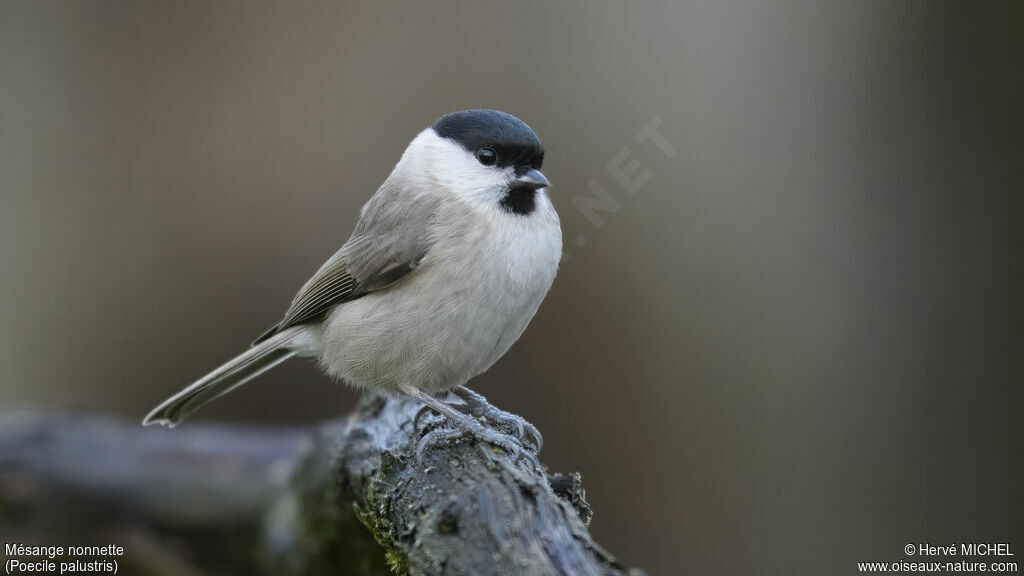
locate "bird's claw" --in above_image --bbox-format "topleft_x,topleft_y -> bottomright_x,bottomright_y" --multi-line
451,388 -> 543,453
415,416 -> 523,462
413,404 -> 446,435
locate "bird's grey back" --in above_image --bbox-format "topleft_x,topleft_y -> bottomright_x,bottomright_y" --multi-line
342,179 -> 438,290
255,173 -> 439,343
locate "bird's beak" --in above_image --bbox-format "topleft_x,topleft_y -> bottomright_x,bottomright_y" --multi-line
513,168 -> 550,190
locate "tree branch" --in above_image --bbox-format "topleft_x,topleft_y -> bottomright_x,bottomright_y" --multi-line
0,397 -> 644,576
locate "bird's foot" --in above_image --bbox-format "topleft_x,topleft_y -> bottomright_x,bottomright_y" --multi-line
413,404 -> 448,435
450,387 -> 543,453
415,416 -> 526,461
403,385 -> 540,462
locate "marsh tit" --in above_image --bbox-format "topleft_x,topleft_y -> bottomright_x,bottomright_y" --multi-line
144,110 -> 561,453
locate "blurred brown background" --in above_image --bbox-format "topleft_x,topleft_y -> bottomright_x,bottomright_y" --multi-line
1,1 -> 1021,574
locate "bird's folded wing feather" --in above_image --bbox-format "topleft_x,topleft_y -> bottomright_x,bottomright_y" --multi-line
253,183 -> 437,345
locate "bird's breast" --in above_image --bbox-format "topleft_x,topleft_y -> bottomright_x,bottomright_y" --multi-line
321,197 -> 561,394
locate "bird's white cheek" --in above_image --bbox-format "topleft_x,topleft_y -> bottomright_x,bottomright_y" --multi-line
409,130 -> 511,205
440,163 -> 509,204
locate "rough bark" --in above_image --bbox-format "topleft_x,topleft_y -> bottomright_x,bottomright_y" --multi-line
0,396 -> 644,576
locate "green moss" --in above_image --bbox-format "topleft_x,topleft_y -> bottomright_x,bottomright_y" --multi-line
354,468 -> 410,576
354,505 -> 409,576
384,549 -> 408,575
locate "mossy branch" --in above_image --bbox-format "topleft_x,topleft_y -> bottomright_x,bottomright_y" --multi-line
0,397 -> 644,576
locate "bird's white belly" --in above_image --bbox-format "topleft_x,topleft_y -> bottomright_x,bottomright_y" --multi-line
319,200 -> 561,394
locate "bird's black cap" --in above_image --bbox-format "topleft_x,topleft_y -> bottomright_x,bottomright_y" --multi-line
432,110 -> 544,170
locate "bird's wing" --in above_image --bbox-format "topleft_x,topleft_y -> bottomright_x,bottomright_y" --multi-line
253,181 -> 437,344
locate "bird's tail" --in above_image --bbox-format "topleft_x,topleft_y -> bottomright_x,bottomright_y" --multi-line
143,326 -> 305,427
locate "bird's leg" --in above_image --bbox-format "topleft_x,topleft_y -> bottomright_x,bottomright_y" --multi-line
399,384 -> 524,460
450,387 -> 542,452
412,403 -> 448,435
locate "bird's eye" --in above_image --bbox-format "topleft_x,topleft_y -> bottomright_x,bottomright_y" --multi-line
476,147 -> 497,166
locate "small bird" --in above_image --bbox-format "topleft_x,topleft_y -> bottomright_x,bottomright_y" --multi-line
144,110 -> 561,453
